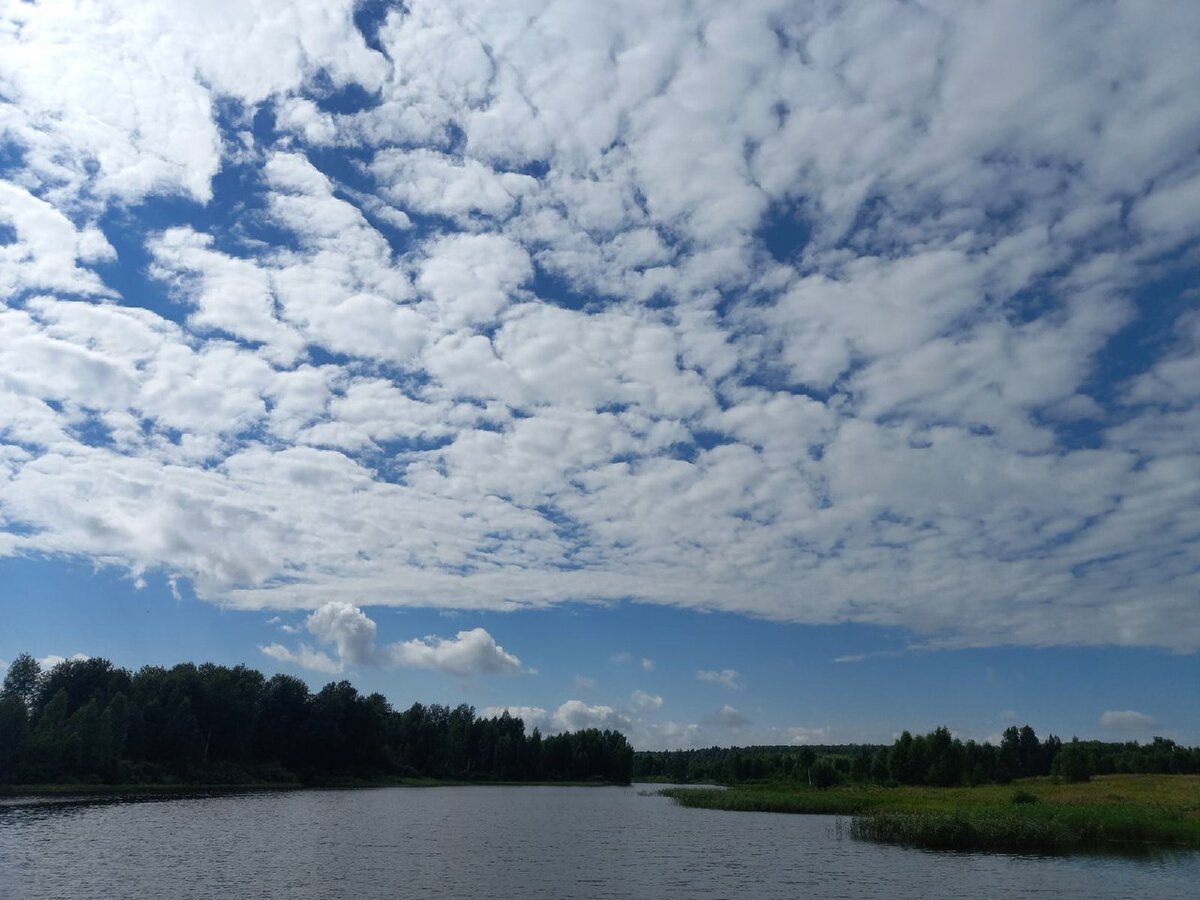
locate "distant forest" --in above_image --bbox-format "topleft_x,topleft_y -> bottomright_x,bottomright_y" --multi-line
634,726 -> 1200,787
0,655 -> 633,786
5,654 -> 1195,791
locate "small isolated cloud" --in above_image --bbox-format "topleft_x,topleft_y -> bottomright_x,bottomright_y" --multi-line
259,642 -> 342,675
37,653 -> 89,670
696,668 -> 743,689
706,705 -> 751,728
641,658 -> 655,671
631,690 -> 663,711
574,674 -> 595,690
259,601 -> 523,675
788,726 -> 832,745
610,651 -> 633,664
266,615 -> 301,634
833,654 -> 866,664
1099,710 -> 1158,732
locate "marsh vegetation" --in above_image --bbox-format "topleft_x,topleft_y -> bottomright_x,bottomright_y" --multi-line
663,775 -> 1200,854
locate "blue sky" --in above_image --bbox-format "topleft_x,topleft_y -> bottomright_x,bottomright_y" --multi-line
1,0 -> 1198,748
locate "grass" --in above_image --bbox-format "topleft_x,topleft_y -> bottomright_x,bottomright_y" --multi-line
661,775 -> 1200,855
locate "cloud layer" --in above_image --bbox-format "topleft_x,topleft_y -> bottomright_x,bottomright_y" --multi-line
1,1 -> 1199,650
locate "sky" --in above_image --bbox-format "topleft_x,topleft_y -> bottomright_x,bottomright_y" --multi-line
0,0 -> 1197,750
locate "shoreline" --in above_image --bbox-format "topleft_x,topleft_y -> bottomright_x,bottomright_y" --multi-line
0,778 -> 632,798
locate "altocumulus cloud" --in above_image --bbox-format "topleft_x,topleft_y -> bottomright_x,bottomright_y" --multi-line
0,0 -> 1198,652
260,601 -> 523,675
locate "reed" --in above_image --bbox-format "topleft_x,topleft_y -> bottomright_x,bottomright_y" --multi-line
660,775 -> 1200,855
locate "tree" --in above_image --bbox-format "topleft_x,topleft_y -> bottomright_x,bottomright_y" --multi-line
1052,739 -> 1093,783
2,654 -> 42,709
0,694 -> 28,782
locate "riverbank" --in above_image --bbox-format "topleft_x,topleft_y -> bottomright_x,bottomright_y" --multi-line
0,777 -> 630,798
661,775 -> 1200,855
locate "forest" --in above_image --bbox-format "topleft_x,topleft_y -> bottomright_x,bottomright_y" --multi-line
0,654 -> 633,786
634,725 -> 1200,787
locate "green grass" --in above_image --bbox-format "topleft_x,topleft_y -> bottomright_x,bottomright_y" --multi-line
661,775 -> 1200,855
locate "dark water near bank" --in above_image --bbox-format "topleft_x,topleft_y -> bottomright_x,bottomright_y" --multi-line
1,785 -> 1197,898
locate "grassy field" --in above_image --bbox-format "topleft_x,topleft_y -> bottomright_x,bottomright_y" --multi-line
660,775 -> 1200,855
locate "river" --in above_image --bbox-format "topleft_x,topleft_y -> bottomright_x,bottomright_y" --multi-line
1,785 -> 1196,898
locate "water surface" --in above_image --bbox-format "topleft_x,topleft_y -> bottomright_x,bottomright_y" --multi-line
1,785 -> 1196,898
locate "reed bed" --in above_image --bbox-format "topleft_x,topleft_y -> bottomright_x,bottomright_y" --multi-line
660,775 -> 1200,855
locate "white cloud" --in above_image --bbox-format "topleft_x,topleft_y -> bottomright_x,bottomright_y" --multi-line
305,601 -> 379,667
481,706 -> 550,731
480,701 -> 632,735
1099,710 -> 1158,733
259,642 -> 341,675
36,653 -> 89,670
631,690 -> 663,712
552,700 -> 632,734
388,627 -> 524,675
696,669 -> 743,690
640,658 -> 655,672
787,726 -> 831,745
707,705 -> 751,728
260,601 -> 524,675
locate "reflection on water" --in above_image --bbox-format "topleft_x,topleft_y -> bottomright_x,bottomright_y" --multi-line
1,785 -> 1197,899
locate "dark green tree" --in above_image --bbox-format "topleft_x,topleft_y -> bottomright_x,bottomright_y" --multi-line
2,654 -> 42,709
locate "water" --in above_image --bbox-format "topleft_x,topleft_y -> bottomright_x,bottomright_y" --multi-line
1,785 -> 1196,899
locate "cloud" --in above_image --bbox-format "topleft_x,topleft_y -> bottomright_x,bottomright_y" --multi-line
259,642 -> 342,675
481,701 -> 631,735
706,705 -> 751,728
574,675 -> 595,690
641,658 -> 655,672
36,653 -> 89,670
552,700 -> 632,734
388,628 -> 524,675
0,0 -> 1198,653
481,706 -> 550,731
696,669 -> 744,690
305,601 -> 379,666
631,690 -> 663,712
1099,710 -> 1158,733
259,601 -> 524,675
787,726 -> 831,745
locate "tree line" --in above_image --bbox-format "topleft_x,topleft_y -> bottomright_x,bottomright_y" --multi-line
634,725 -> 1200,787
0,654 -> 633,786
